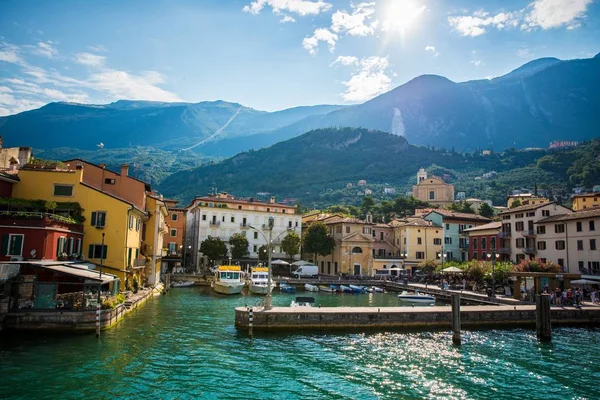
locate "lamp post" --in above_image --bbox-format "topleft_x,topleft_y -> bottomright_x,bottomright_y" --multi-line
487,251 -> 499,297
250,215 -> 275,310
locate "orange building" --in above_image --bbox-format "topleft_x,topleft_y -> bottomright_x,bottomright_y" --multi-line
162,199 -> 187,272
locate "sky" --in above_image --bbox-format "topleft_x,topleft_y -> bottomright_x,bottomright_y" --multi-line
0,0 -> 599,115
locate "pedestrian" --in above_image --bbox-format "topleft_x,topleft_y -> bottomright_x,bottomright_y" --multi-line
592,288 -> 599,305
462,278 -> 466,290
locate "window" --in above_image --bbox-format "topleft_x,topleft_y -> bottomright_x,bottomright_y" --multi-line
429,191 -> 435,200
536,226 -> 546,234
76,238 -> 82,255
231,216 -> 235,223
555,224 -> 565,233
577,240 -> 584,250
238,205 -> 242,210
491,237 -> 496,249
266,208 -> 270,212
576,222 -> 582,232
472,238 -> 478,249
515,213 -> 523,219
445,223 -> 450,230
91,211 -> 107,228
104,178 -> 116,185
515,222 -> 524,231
481,238 -> 487,250
170,229 -> 177,237
202,214 -> 207,221
172,213 -> 178,221
590,239 -> 597,251
558,258 -> 564,267
590,221 -> 596,231
481,252 -> 487,260
129,215 -> 134,230
68,237 -> 74,255
444,237 -> 452,244
4,234 -> 24,256
53,184 -> 73,196
254,232 -> 258,239
88,244 -> 107,259
472,252 -> 478,260
417,237 -> 422,245
283,209 -> 286,214
253,245 -> 257,252
516,238 -> 525,248
168,243 -> 177,254
542,210 -> 550,217
555,240 -> 565,250
416,251 -> 425,259
526,212 -> 535,217
346,226 -> 350,234
135,218 -> 140,231
537,241 -> 546,250
433,238 -> 442,245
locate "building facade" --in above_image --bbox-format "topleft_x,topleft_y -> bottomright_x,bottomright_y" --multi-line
186,193 -> 301,270
412,168 -> 455,207
506,194 -> 549,208
162,199 -> 187,272
464,221 -> 501,261
571,193 -> 600,211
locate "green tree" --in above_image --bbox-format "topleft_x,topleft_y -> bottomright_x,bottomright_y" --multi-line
510,199 -> 522,209
447,201 -> 475,214
303,222 -> 335,261
258,244 -> 269,262
281,232 -> 301,260
478,202 -> 495,218
360,196 -> 376,217
228,233 -> 249,261
200,236 -> 228,266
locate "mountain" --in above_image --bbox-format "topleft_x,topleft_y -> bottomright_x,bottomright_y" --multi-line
0,100 -> 344,151
159,128 -> 600,208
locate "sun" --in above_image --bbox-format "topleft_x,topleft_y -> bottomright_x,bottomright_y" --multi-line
383,0 -> 427,33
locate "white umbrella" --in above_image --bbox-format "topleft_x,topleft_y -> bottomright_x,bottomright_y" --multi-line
292,260 -> 310,266
271,259 -> 290,265
570,279 -> 599,285
443,266 -> 463,273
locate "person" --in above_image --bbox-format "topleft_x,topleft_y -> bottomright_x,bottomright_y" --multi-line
462,278 -> 466,290
592,288 -> 599,305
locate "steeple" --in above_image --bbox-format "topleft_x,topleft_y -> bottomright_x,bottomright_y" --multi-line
417,168 -> 427,184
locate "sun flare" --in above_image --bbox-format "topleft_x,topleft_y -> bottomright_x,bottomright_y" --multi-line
383,0 -> 427,33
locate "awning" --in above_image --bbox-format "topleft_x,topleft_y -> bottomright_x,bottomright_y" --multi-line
44,264 -> 116,284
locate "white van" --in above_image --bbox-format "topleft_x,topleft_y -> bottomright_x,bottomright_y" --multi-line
292,265 -> 319,278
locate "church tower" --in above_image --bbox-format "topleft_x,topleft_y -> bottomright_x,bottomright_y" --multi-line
417,168 -> 427,184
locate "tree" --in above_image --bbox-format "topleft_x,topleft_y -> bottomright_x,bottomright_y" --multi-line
478,202 -> 495,218
303,222 -> 335,261
281,232 -> 301,260
229,233 -> 249,261
258,244 -> 269,262
510,199 -> 522,209
360,196 -> 376,217
447,201 -> 475,214
200,236 -> 228,266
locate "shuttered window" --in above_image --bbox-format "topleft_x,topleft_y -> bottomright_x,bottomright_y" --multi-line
91,211 -> 107,228
3,234 -> 24,256
88,244 -> 108,259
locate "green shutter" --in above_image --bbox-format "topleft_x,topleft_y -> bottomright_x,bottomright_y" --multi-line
88,244 -> 94,258
13,235 -> 23,256
102,245 -> 107,259
2,234 -> 9,255
135,248 -> 139,259
91,212 -> 97,226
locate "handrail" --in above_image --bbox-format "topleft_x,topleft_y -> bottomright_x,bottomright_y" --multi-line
0,210 -> 80,224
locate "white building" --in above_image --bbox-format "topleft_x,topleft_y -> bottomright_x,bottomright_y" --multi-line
186,193 -> 302,270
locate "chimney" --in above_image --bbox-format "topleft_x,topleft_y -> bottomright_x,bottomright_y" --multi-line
100,163 -> 106,169
269,196 -> 275,204
121,164 -> 129,176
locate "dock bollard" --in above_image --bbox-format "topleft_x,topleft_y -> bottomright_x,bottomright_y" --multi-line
451,293 -> 461,346
248,306 -> 253,337
536,294 -> 551,342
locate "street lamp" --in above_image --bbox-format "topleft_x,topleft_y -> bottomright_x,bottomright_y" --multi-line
487,251 -> 500,297
249,215 -> 275,310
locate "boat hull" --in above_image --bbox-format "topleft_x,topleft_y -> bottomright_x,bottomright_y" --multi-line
304,284 -> 319,292
397,296 -> 435,305
318,285 -> 335,292
249,283 -> 273,295
171,281 -> 195,288
213,281 -> 244,295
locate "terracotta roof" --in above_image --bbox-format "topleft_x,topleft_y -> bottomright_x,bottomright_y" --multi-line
0,171 -> 19,183
463,221 -> 502,232
500,202 -> 558,214
426,209 -> 492,222
572,192 -> 600,198
536,208 -> 600,223
324,217 -> 374,225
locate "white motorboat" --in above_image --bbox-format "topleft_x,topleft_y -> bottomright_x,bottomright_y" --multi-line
171,280 -> 195,288
212,265 -> 245,295
397,290 -> 435,305
248,267 -> 274,295
304,283 -> 319,292
371,286 -> 385,293
318,285 -> 335,293
290,296 -> 315,307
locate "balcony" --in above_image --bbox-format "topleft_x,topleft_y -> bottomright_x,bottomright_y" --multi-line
521,229 -> 536,237
499,231 -> 511,238
524,247 -> 537,254
580,268 -> 600,276
499,247 -> 511,254
240,223 -> 249,228
209,221 -> 220,226
459,242 -> 469,250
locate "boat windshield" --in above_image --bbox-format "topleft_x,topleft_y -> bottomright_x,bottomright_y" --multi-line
220,272 -> 240,280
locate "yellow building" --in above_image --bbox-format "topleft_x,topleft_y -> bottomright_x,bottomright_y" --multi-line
507,194 -> 549,208
390,217 -> 444,272
12,164 -> 147,286
143,195 -> 169,285
412,168 -> 455,207
571,193 -> 600,211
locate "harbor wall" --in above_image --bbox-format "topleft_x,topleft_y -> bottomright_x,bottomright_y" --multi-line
235,306 -> 600,331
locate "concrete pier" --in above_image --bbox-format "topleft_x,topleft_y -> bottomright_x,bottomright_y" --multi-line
235,305 -> 600,331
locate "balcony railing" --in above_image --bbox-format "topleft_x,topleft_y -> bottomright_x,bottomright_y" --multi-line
209,221 -> 220,226
521,229 -> 536,237
579,268 -> 600,276
524,247 -> 537,254
499,247 -> 511,254
0,210 -> 81,225
499,231 -> 511,238
240,223 -> 249,228
459,242 -> 469,250
373,254 -> 402,260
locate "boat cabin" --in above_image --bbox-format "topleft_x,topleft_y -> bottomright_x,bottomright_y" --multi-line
217,265 -> 242,281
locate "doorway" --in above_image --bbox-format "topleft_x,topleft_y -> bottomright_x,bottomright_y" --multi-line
353,264 -> 361,275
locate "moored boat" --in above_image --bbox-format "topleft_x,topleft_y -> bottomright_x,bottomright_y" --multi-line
339,285 -> 353,293
248,267 -> 274,295
318,285 -> 335,292
212,265 -> 245,295
290,296 -> 315,307
372,286 -> 385,293
280,282 -> 296,293
171,280 -> 195,288
304,283 -> 319,292
397,290 -> 435,305
349,284 -> 367,293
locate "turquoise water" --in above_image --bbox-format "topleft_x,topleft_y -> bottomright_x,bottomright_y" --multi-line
1,287 -> 599,399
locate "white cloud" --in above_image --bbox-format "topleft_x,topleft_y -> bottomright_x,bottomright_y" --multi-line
75,52 -> 106,68
331,55 -> 359,66
517,48 -> 533,58
279,15 -> 296,23
243,0 -> 332,16
339,56 -> 393,102
33,41 -> 59,58
88,44 -> 108,52
470,60 -> 482,66
0,42 -> 21,63
523,0 -> 593,30
448,11 -> 521,36
425,45 -> 439,57
331,2 -> 378,36
85,70 -> 180,102
303,28 -> 338,55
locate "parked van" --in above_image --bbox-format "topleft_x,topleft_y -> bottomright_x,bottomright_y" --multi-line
292,265 -> 319,278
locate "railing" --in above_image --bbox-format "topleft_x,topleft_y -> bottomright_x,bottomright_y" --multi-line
521,229 -> 536,237
579,268 -> 600,276
133,259 -> 146,267
524,247 -> 537,254
499,231 -> 511,238
0,210 -> 80,225
459,243 -> 469,250
209,221 -> 220,226
240,223 -> 249,228
372,254 -> 403,260
499,247 -> 511,254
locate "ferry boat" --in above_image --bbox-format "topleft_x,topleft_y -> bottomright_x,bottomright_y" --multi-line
397,290 -> 435,305
212,265 -> 245,295
248,267 -> 274,295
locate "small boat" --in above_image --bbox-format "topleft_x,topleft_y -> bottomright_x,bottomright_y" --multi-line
248,267 -> 274,295
280,282 -> 296,293
397,290 -> 435,305
339,285 -> 353,293
330,284 -> 342,293
305,283 -> 319,292
372,286 -> 385,293
211,265 -> 245,295
318,285 -> 335,293
171,280 -> 195,288
349,284 -> 367,293
290,296 -> 315,307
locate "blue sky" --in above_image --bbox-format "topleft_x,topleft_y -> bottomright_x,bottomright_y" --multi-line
1,0 -> 599,115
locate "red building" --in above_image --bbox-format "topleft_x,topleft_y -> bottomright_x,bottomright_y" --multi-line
0,172 -> 18,198
464,221 -> 502,261
0,215 -> 84,261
